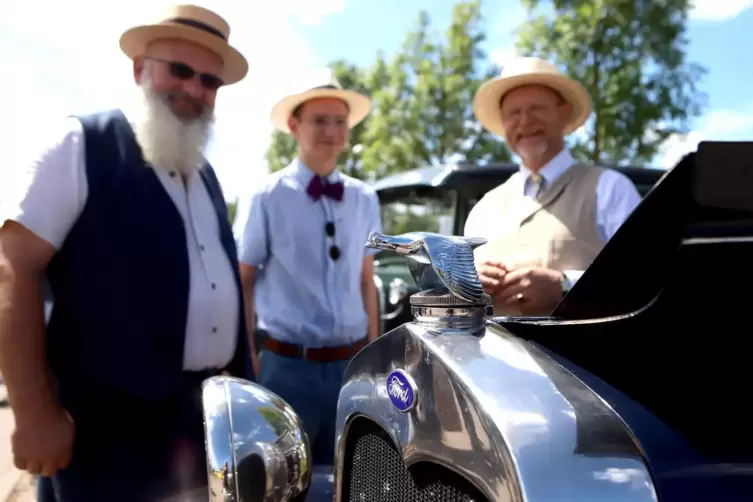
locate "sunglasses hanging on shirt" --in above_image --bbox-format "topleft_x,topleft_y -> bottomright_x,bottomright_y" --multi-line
325,222 -> 341,261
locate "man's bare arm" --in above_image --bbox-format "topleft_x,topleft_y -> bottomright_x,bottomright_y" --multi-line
239,263 -> 257,355
0,221 -> 58,419
361,256 -> 379,341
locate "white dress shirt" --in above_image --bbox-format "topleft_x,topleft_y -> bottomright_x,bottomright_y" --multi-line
0,115 -> 239,371
464,149 -> 641,286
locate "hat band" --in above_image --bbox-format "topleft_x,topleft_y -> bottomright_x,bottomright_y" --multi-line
167,17 -> 227,41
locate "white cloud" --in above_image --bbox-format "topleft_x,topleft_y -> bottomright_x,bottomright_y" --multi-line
1,0 -> 344,201
489,46 -> 519,68
655,108 -> 753,168
283,0 -> 346,26
690,0 -> 753,21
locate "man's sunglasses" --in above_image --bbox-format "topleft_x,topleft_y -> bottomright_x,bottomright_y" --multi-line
325,222 -> 341,261
147,58 -> 224,90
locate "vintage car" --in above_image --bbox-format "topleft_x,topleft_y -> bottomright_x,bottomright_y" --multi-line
201,142 -> 752,501
374,163 -> 666,333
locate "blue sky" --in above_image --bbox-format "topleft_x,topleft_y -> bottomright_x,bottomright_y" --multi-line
3,0 -> 752,201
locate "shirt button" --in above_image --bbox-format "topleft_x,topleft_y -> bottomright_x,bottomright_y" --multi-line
212,327 -> 217,333
211,283 -> 216,290
199,245 -> 205,251
169,171 -> 177,178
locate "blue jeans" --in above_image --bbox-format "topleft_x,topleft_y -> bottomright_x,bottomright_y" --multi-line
257,350 -> 349,465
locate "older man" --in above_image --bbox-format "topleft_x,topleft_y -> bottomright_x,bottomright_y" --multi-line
0,5 -> 250,501
234,69 -> 382,466
467,57 -> 641,316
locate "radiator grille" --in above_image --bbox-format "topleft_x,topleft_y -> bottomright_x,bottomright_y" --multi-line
342,418 -> 488,502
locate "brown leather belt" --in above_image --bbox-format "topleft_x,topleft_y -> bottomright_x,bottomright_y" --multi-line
262,337 -> 368,362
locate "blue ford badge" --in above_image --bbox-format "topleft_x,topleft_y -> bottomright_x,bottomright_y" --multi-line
387,369 -> 417,412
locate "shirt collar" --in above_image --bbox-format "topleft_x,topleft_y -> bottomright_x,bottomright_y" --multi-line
293,157 -> 342,185
520,148 -> 575,186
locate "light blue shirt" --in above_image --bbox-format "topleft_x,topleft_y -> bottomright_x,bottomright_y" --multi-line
234,159 -> 382,347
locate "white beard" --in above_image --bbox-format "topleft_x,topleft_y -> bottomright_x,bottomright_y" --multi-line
131,79 -> 215,177
516,137 -> 549,164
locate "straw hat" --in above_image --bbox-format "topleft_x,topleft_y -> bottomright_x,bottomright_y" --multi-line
473,57 -> 591,136
270,68 -> 372,134
120,4 -> 248,85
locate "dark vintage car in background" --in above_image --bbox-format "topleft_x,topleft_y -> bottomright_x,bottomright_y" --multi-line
373,163 -> 666,333
200,141 -> 753,501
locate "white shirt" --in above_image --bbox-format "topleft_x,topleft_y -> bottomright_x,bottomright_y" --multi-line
0,115 -> 239,371
464,149 -> 641,286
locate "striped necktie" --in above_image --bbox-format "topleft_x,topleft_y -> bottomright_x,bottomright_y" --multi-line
530,173 -> 545,200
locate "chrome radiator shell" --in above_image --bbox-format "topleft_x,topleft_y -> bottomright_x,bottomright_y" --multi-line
333,320 -> 658,502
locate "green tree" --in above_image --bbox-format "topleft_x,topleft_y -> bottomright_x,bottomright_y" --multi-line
264,60 -> 374,179
360,0 -> 510,178
264,129 -> 297,174
516,0 -> 707,165
226,200 -> 237,224
256,406 -> 289,437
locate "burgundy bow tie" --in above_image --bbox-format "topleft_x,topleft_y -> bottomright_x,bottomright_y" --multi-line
307,176 -> 344,202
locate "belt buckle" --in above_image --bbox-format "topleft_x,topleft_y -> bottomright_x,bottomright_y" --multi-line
300,346 -> 313,360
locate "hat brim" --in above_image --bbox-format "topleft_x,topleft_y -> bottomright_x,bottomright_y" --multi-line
120,23 -> 248,86
270,89 -> 372,134
473,73 -> 591,136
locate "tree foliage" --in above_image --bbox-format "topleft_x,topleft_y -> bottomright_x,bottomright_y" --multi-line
516,0 -> 707,165
226,200 -> 237,224
264,0 -> 509,180
256,406 -> 289,437
362,1 -> 510,178
264,129 -> 298,175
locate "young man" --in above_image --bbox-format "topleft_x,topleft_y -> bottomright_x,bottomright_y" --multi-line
468,57 -> 641,316
235,69 -> 382,465
0,5 -> 251,501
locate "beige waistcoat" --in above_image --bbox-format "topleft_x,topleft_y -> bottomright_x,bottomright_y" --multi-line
472,163 -> 606,315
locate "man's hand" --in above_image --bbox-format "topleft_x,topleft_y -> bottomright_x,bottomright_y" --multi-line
0,221 -> 71,476
12,403 -> 75,476
495,266 -> 563,315
476,260 -> 508,295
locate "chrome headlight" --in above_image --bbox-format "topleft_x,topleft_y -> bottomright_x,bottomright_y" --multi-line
202,376 -> 311,501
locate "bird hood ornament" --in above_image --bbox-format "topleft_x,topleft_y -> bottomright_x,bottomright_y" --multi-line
366,231 -> 487,303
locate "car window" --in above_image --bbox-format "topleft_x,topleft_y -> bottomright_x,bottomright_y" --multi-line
381,191 -> 456,236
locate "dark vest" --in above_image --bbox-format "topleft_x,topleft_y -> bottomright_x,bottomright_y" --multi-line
46,109 -> 250,415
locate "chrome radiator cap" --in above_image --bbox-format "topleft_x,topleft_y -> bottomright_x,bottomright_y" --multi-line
365,231 -> 492,334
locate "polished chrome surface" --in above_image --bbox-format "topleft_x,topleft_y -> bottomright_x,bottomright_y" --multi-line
411,290 -> 493,336
202,376 -> 311,502
373,273 -> 386,335
380,277 -> 410,322
334,321 -> 658,502
365,231 -> 487,303
380,277 -> 409,322
388,277 -> 409,306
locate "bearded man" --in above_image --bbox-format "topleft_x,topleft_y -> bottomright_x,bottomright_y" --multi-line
467,57 -> 641,316
0,5 -> 250,501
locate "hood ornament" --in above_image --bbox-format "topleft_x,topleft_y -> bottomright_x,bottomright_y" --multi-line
366,232 -> 488,303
